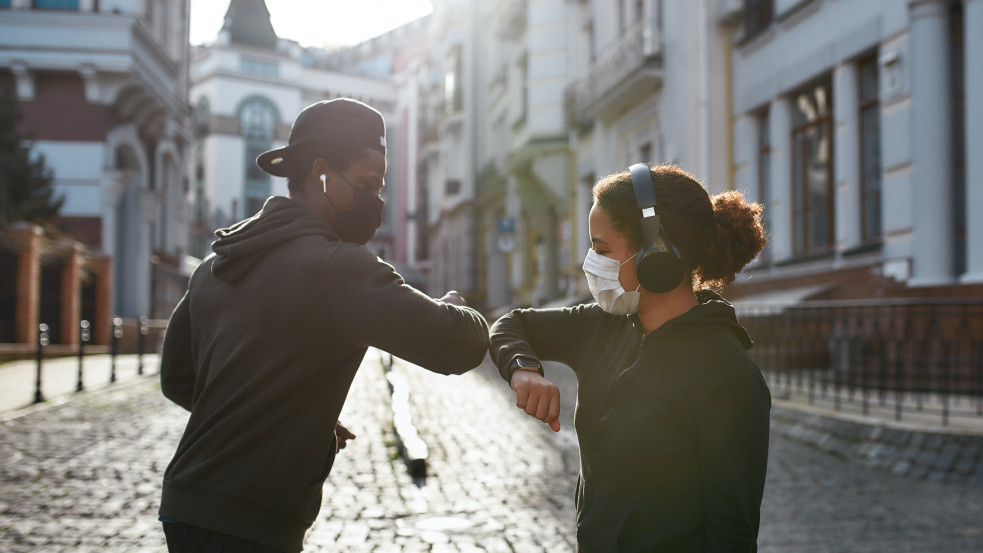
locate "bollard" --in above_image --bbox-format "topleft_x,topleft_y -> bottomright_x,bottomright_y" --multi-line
110,317 -> 122,383
137,316 -> 149,375
76,320 -> 90,392
34,323 -> 49,404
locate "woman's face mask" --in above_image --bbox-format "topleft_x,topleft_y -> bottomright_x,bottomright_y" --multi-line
582,248 -> 640,315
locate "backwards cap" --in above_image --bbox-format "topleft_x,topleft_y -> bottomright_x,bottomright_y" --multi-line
256,97 -> 386,178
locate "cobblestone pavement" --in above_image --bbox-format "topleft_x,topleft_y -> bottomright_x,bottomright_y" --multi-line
1,353 -> 981,552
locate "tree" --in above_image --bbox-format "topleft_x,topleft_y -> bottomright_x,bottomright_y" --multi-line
0,86 -> 63,226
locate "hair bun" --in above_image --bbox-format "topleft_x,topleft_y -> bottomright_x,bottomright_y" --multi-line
695,191 -> 766,286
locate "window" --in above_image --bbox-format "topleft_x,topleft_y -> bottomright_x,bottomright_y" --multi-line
790,77 -> 834,254
757,111 -> 771,259
858,57 -> 882,241
34,0 -> 79,8
240,57 -> 279,78
245,143 -> 269,181
239,98 -> 276,140
743,0 -> 773,38
444,46 -> 463,115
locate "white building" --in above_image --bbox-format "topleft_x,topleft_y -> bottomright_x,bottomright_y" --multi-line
724,0 -> 982,300
188,0 -> 405,262
0,0 -> 193,318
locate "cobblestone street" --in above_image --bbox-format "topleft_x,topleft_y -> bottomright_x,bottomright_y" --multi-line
1,352 -> 981,552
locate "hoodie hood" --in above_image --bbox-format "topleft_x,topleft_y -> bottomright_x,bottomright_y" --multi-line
634,289 -> 754,349
211,196 -> 338,283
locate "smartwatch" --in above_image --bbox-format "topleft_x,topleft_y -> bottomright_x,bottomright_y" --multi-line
509,356 -> 544,377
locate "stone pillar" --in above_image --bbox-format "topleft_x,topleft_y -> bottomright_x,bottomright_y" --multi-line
59,243 -> 83,346
834,62 -> 862,254
908,0 -> 955,286
963,0 -> 983,283
768,97 -> 793,263
133,188 -> 158,317
9,223 -> 42,345
100,169 -> 125,315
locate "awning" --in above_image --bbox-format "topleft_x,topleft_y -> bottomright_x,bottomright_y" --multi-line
730,284 -> 834,316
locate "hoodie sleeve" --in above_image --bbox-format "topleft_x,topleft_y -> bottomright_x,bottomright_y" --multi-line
160,290 -> 195,411
323,245 -> 489,375
489,305 -> 585,382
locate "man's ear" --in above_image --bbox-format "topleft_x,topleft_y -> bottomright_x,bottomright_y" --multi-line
311,158 -> 331,180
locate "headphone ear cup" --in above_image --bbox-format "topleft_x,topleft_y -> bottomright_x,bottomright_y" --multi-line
636,248 -> 686,293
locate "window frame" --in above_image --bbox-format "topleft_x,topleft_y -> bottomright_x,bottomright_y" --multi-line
857,55 -> 882,242
790,77 -> 835,255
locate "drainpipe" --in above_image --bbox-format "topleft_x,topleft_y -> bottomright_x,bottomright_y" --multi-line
699,0 -> 710,180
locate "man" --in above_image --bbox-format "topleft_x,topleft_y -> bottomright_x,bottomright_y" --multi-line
158,98 -> 489,553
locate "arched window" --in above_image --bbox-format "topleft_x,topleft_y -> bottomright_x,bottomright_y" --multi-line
239,97 -> 278,140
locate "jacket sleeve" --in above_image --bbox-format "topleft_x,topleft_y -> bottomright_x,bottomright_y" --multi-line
159,291 -> 195,411
325,245 -> 489,375
488,305 -> 585,383
697,368 -> 771,552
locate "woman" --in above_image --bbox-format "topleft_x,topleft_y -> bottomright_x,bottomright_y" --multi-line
490,163 -> 770,552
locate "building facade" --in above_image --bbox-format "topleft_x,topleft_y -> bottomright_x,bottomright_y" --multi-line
189,0 -> 422,268
0,0 -> 193,323
724,0 -> 983,301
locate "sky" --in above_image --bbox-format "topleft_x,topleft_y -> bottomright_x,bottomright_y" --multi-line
189,0 -> 434,48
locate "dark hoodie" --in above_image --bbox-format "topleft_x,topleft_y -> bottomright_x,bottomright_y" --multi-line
490,291 -> 770,553
159,197 -> 489,552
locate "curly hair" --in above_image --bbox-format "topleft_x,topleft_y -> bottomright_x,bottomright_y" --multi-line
592,163 -> 766,291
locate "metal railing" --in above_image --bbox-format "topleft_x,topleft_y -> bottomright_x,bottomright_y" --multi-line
30,316 -> 168,405
739,299 -> 983,426
565,19 -> 662,121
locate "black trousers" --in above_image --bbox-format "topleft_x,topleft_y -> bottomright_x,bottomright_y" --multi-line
162,522 -> 288,553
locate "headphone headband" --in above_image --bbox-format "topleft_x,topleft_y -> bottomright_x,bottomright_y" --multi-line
627,163 -> 686,293
629,164 -> 662,248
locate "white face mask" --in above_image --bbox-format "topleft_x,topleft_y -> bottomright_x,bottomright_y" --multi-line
583,249 -> 640,315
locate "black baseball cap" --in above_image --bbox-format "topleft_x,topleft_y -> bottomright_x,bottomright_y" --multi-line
256,97 -> 387,178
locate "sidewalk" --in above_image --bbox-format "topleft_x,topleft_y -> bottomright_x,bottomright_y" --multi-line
0,353 -> 159,419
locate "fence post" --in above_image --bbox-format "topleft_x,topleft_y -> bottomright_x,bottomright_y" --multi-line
76,320 -> 90,392
34,322 -> 49,404
137,316 -> 148,376
110,317 -> 122,384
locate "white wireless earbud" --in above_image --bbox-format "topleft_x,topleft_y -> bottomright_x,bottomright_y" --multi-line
320,174 -> 327,195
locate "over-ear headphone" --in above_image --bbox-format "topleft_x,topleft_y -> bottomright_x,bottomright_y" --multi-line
629,163 -> 685,293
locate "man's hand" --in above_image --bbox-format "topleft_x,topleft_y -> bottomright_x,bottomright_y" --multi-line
336,422 -> 356,450
439,290 -> 467,306
510,369 -> 561,432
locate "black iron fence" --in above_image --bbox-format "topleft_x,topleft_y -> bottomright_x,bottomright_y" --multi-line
739,299 -> 983,426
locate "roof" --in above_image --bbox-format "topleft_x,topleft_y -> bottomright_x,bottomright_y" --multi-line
222,0 -> 278,50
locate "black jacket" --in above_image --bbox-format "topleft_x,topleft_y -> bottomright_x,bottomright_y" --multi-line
159,196 -> 489,552
490,291 -> 770,552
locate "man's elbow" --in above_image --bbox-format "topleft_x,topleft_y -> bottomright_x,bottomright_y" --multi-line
440,331 -> 489,375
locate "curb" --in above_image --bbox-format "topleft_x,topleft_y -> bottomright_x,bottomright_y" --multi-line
0,373 -> 158,423
771,402 -> 983,486
381,353 -> 429,481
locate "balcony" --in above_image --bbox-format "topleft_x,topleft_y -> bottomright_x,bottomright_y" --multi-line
565,19 -> 663,127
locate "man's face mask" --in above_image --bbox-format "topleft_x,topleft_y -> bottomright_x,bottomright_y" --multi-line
582,248 -> 640,315
326,171 -> 384,245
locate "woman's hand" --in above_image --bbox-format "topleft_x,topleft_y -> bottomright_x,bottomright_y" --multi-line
510,369 -> 561,432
